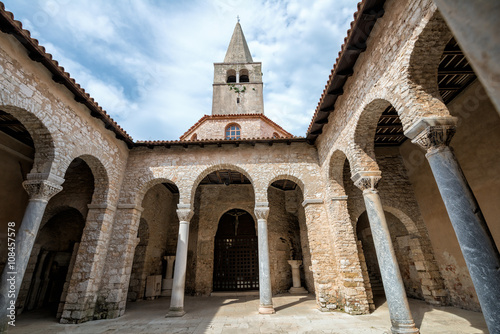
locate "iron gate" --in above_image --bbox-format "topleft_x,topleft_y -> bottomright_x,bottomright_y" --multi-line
213,235 -> 259,291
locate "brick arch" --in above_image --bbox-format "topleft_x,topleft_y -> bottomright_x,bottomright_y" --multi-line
135,177 -> 180,209
0,105 -> 57,177
266,174 -> 305,197
58,154 -> 110,205
190,163 -> 255,207
352,205 -> 418,236
328,149 -> 350,196
402,7 -> 453,124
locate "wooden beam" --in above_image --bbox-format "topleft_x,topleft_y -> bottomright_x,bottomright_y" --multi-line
216,171 -> 223,184
438,66 -> 475,75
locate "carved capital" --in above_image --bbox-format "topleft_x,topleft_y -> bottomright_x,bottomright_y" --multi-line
254,206 -> 270,220
351,171 -> 381,191
176,208 -> 194,222
22,179 -> 63,201
411,125 -> 456,152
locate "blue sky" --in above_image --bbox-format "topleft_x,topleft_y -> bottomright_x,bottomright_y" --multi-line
4,0 -> 359,141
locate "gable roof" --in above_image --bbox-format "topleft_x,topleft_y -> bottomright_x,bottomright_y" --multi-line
179,113 -> 293,140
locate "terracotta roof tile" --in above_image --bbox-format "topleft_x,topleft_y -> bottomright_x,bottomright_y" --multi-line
179,113 -> 293,140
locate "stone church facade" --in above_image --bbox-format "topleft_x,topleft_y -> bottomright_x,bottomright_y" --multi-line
0,1 -> 499,333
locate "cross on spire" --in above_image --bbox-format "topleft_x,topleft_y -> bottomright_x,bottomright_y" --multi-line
237,15 -> 240,23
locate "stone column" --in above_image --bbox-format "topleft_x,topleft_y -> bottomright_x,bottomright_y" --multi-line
287,260 -> 308,294
166,205 -> 194,317
0,174 -> 63,331
408,117 -> 500,333
352,171 -> 419,334
161,255 -> 176,297
255,203 -> 275,314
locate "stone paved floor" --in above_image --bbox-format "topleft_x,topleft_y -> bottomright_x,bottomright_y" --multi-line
8,294 -> 488,334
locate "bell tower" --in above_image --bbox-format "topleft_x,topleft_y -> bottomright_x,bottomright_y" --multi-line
212,22 -> 264,115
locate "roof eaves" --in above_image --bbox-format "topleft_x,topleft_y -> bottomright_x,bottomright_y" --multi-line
306,0 -> 386,143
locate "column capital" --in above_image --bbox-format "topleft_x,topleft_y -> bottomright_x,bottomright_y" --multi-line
176,204 -> 193,222
351,171 -> 381,191
411,125 -> 456,153
22,178 -> 63,201
405,116 -> 457,153
254,206 -> 269,220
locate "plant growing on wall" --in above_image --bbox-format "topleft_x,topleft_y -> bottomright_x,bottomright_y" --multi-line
228,83 -> 246,94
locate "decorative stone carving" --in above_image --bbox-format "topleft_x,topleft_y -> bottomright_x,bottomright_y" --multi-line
22,179 -> 63,201
351,171 -> 382,191
254,206 -> 269,220
411,125 -> 456,153
176,206 -> 194,222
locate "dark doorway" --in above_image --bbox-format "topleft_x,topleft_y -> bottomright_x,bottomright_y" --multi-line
213,209 -> 259,291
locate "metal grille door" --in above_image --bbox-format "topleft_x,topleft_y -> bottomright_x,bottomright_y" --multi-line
213,236 -> 259,291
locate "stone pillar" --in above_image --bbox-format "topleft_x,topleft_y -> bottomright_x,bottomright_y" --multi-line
166,205 -> 193,317
287,260 -> 308,294
408,117 -> 500,333
161,255 -> 176,297
0,174 -> 63,331
92,204 -> 143,320
352,171 -> 419,334
255,203 -> 275,314
61,203 -> 117,323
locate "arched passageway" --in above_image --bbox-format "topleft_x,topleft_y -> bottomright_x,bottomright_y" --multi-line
213,209 -> 258,291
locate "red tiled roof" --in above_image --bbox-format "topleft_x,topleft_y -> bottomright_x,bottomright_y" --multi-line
0,3 -> 134,147
136,136 -> 307,147
179,113 -> 293,140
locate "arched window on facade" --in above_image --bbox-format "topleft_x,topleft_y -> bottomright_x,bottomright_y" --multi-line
227,69 -> 236,83
272,132 -> 280,139
225,123 -> 241,139
239,69 -> 249,83
191,133 -> 197,141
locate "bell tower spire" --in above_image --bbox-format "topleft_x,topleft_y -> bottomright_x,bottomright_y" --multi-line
212,22 -> 264,115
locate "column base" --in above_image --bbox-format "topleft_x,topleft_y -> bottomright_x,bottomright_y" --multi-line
391,321 -> 419,334
258,305 -> 275,314
166,308 -> 186,317
289,287 -> 308,294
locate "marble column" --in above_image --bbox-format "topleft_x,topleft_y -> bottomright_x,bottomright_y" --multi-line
255,203 -> 275,314
166,205 -> 194,317
161,255 -> 176,297
408,117 -> 500,333
287,260 -> 308,294
0,174 -> 63,331
352,171 -> 419,334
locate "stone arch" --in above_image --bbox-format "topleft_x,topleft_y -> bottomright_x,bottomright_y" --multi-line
57,154 -> 110,205
0,105 -> 57,177
328,149 -> 351,196
216,206 -> 257,225
190,163 -> 255,207
402,7 -> 453,123
135,177 -> 180,209
353,99 -> 393,160
383,206 -> 419,236
226,69 -> 236,83
266,174 -> 305,198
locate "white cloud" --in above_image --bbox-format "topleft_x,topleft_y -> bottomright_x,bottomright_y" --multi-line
4,0 -> 359,140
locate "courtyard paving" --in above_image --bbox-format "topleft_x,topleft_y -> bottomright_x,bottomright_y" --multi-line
8,294 -> 488,334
